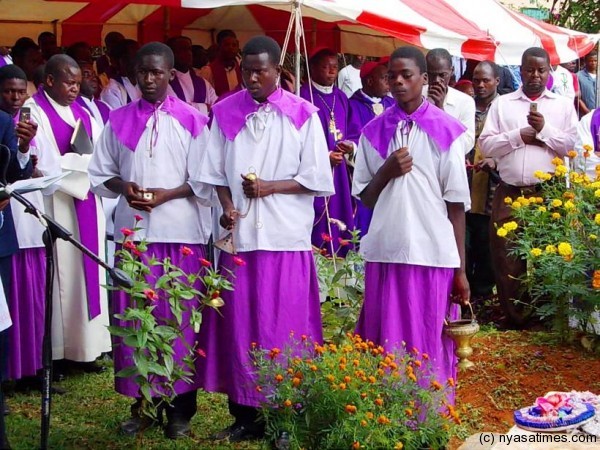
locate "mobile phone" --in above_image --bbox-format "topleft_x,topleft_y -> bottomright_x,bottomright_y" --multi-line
142,191 -> 154,201
19,107 -> 31,123
529,102 -> 537,113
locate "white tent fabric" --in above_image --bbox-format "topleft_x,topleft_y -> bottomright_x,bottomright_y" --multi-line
0,0 -> 597,64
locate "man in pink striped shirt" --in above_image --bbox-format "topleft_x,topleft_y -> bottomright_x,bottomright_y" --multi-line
479,47 -> 577,328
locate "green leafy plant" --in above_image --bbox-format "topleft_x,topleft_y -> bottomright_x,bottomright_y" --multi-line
108,217 -> 236,420
315,229 -> 365,344
252,333 -> 459,450
499,152 -> 600,339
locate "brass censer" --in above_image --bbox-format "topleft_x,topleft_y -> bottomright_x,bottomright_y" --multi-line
444,302 -> 479,370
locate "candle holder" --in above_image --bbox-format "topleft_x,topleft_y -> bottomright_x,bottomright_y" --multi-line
444,303 -> 479,370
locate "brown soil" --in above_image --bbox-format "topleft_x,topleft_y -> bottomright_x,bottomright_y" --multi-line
450,330 -> 600,446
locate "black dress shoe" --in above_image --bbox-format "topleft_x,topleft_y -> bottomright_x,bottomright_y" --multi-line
119,416 -> 156,436
78,362 -> 107,374
212,423 -> 263,443
164,419 -> 191,439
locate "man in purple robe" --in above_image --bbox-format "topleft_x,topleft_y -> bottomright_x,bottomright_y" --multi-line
197,36 -> 333,442
300,48 -> 355,255
76,61 -> 110,126
89,42 -> 212,440
347,58 -> 394,235
353,47 -> 471,400
167,36 -> 217,115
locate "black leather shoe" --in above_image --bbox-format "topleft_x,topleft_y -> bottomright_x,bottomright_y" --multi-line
119,416 -> 156,436
79,362 -> 107,374
212,423 -> 263,443
164,419 -> 191,439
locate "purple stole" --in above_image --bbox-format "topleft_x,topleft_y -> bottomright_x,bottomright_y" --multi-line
169,70 -> 207,104
76,96 -> 110,125
32,88 -> 102,320
591,109 -> 600,154
362,99 -> 466,158
109,95 -> 209,152
209,59 -> 242,96
348,91 -> 395,143
115,77 -> 132,103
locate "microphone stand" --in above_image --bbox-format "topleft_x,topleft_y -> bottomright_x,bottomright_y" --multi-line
0,180 -> 132,450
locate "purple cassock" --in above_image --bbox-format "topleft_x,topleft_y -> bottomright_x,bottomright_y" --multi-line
169,70 -> 207,103
299,84 -> 355,256
108,95 -> 209,397
347,91 -> 395,235
591,108 -> 600,153
32,87 -> 102,320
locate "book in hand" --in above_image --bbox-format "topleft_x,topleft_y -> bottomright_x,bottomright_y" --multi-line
0,171 -> 71,200
70,119 -> 94,155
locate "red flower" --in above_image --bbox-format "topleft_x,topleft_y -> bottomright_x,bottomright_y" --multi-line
143,289 -> 158,301
338,238 -> 350,246
196,348 -> 206,358
180,246 -> 194,257
199,258 -> 212,267
233,256 -> 246,266
321,232 -> 332,243
134,214 -> 143,222
123,241 -> 136,251
121,227 -> 134,237
133,249 -> 143,257
211,291 -> 221,299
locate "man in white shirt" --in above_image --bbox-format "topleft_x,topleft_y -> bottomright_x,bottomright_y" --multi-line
167,36 -> 217,115
24,55 -> 111,371
425,48 -> 475,154
196,36 -> 334,442
199,30 -> 242,97
337,54 -> 365,97
100,39 -> 142,110
89,42 -> 213,439
549,63 -> 576,102
353,46 -> 470,401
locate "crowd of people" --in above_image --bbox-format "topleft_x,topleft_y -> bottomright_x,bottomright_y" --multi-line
0,27 -> 597,447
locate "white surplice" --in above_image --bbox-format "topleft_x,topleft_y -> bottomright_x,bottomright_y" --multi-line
574,110 -> 600,180
352,122 -> 471,268
89,110 -> 213,245
24,92 -> 111,362
100,77 -> 142,110
199,106 -> 334,252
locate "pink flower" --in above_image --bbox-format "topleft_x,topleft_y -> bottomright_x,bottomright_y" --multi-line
121,227 -> 134,237
132,249 -> 143,257
180,246 -> 194,257
196,348 -> 207,358
321,233 -> 332,243
143,289 -> 158,301
233,256 -> 246,266
134,214 -> 143,222
123,241 -> 136,251
338,238 -> 350,246
199,258 -> 212,268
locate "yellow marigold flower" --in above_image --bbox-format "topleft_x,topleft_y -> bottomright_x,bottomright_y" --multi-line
596,164 -> 600,173
589,234 -> 597,241
551,199 -> 563,208
326,374 -> 335,383
394,444 -> 404,450
583,144 -> 593,152
595,214 -> 600,225
339,383 -> 347,390
431,380 -> 442,390
310,365 -> 317,371
551,157 -> 563,166
535,197 -> 544,204
552,212 -> 561,220
564,200 -> 576,211
496,228 -> 508,238
545,245 -> 557,254
542,173 -> 553,181
408,373 -> 417,382
563,191 -> 575,200
511,201 -> 522,210
360,420 -> 368,427
368,375 -> 376,383
533,170 -> 546,179
365,412 -> 374,420
504,221 -> 518,231
595,190 -> 600,198
405,408 -> 413,416
530,248 -> 543,257
555,165 -> 568,176
557,242 -> 573,257
504,196 -> 513,204
538,206 -> 547,212
292,377 -> 302,387
567,150 -> 578,159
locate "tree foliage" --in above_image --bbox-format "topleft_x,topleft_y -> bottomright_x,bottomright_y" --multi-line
548,0 -> 600,34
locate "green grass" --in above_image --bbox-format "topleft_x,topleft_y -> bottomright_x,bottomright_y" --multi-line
4,364 -> 261,450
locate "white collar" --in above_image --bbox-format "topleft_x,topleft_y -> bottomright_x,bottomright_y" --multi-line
44,90 -> 71,111
360,90 -> 382,104
311,81 -> 334,94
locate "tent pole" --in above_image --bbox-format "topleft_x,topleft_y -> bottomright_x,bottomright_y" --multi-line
294,1 -> 301,95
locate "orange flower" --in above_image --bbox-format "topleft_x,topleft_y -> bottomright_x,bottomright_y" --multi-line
414,360 -> 422,367
255,386 -> 262,392
431,381 -> 443,390
447,377 -> 455,387
360,420 -> 367,427
339,383 -> 347,390
287,368 -> 294,375
408,373 -> 417,382
283,399 -> 292,408
405,408 -> 413,416
351,442 -> 361,450
360,392 -> 367,399
343,376 -> 352,383
345,404 -> 357,414
269,348 -> 281,359
422,353 -> 429,360
292,377 -> 301,387
275,374 -> 284,383
326,374 -> 335,383
353,359 -> 360,367
365,412 -> 374,420
368,376 -> 376,383
310,365 -> 318,372
374,398 -> 384,406
377,415 -> 391,425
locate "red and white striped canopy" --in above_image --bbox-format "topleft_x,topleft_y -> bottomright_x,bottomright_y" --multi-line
0,0 -> 597,65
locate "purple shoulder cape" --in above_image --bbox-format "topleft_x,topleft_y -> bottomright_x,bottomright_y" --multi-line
590,109 -> 600,154
361,99 -> 466,158
109,95 -> 209,151
212,88 -> 318,141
